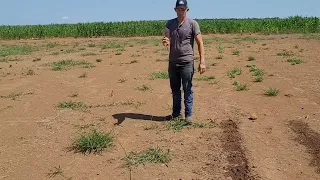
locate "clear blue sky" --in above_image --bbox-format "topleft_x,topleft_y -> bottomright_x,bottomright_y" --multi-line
0,0 -> 319,25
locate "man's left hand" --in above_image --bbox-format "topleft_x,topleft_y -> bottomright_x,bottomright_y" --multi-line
198,62 -> 206,74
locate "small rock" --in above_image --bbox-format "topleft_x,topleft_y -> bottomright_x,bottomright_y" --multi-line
249,113 -> 257,120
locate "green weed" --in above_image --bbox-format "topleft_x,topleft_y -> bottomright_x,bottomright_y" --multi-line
228,68 -> 242,78
122,147 -> 171,166
45,59 -> 95,71
264,88 -> 279,96
73,129 -> 114,154
0,45 -> 38,57
150,71 -> 169,79
57,101 -> 88,110
287,58 -> 303,65
233,81 -> 249,91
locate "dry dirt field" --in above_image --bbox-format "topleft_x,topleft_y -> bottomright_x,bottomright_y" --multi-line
0,33 -> 319,180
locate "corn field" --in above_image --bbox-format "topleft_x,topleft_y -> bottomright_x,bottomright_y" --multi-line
0,16 -> 319,40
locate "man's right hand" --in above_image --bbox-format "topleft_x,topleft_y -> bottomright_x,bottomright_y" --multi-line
162,36 -> 169,47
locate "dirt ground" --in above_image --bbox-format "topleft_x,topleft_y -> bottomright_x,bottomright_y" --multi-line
0,33 -> 319,180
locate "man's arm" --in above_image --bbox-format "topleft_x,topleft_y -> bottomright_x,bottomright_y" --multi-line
162,21 -> 171,47
193,21 -> 205,64
195,34 -> 205,64
164,27 -> 170,38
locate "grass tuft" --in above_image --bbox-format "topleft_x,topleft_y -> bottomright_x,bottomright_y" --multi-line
194,76 -> 215,81
228,68 -> 242,78
264,88 -> 279,96
122,147 -> 171,166
233,81 -> 249,91
45,59 -> 95,71
57,101 -> 87,110
73,129 -> 114,154
248,56 -> 255,61
287,58 -> 303,65
150,71 -> 169,79
0,45 -> 38,57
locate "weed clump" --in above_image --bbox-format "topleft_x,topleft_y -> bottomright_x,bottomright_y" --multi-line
73,129 -> 114,154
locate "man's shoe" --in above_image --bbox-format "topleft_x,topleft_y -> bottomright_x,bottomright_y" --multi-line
185,116 -> 193,122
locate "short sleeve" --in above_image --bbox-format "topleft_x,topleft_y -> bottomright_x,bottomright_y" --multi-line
164,20 -> 171,35
193,20 -> 201,36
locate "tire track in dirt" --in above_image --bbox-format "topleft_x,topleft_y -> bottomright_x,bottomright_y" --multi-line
288,120 -> 320,174
220,118 -> 259,180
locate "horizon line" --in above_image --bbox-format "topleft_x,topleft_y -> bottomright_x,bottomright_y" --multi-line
0,15 -> 318,26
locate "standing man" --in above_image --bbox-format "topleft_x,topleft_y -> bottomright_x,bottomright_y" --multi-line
162,0 -> 206,121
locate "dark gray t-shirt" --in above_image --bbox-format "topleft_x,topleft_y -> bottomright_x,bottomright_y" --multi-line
165,17 -> 201,63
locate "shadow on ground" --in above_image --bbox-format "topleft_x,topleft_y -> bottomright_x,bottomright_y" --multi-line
288,120 -> 320,174
112,113 -> 169,125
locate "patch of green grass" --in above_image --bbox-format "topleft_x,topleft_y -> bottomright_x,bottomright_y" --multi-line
287,58 -> 303,65
247,64 -> 264,82
150,71 -> 169,79
57,101 -> 87,110
264,88 -> 279,96
0,45 -> 38,57
277,50 -> 294,57
254,75 -> 263,82
0,57 -> 21,63
194,76 -> 215,81
300,33 -> 320,40
232,50 -> 240,55
233,81 -> 249,91
72,129 -> 114,154
248,56 -> 255,61
122,147 -> 171,166
228,68 -> 242,78
216,44 -> 224,53
253,69 -> 264,76
165,118 -> 214,131
166,118 -> 192,131
45,59 -> 95,71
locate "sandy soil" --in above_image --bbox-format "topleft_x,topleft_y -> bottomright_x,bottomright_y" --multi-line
0,33 -> 319,180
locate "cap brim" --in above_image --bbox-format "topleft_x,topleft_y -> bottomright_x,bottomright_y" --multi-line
175,5 -> 188,9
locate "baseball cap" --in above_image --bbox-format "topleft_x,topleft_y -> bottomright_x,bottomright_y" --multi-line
175,0 -> 188,9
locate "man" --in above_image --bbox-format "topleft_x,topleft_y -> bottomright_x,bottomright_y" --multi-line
162,0 -> 206,121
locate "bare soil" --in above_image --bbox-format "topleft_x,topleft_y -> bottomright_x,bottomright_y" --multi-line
0,33 -> 319,180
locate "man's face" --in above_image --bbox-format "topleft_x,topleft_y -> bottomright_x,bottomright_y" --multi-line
175,7 -> 189,18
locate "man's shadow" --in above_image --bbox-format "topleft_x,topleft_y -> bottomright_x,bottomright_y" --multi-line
112,113 -> 170,125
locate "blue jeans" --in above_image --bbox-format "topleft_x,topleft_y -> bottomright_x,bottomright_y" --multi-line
168,61 -> 194,118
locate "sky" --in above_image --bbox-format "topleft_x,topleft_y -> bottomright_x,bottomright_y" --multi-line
0,0 -> 319,26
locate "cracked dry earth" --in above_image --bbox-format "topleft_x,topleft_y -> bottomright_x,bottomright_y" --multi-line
0,33 -> 319,180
